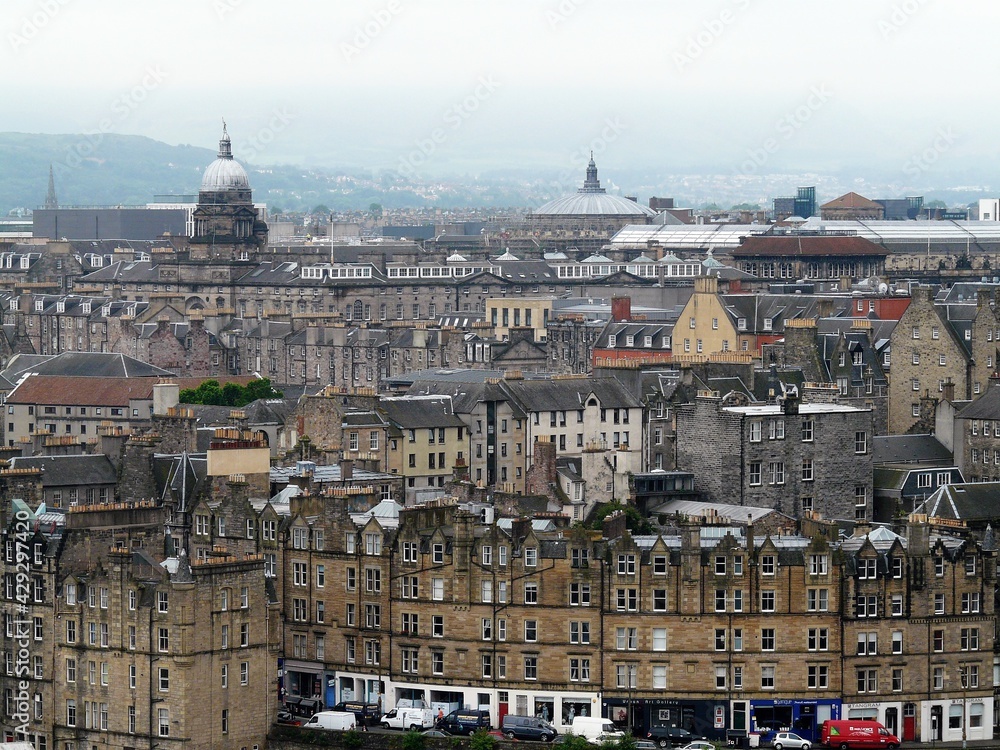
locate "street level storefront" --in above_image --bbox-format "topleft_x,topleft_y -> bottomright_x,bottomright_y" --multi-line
280,658 -> 328,718
604,698 -> 729,741
841,701 -> 906,741
917,697 -> 993,744
750,699 -> 841,743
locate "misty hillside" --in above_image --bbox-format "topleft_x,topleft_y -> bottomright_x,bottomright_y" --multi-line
0,132 -> 529,215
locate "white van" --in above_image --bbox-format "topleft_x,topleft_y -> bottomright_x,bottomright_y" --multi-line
571,716 -> 625,744
381,707 -> 435,731
303,711 -> 357,731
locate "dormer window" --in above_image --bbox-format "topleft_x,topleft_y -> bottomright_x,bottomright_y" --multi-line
34,300 -> 43,311
763,318 -> 773,331
56,301 -> 65,313
737,318 -> 747,331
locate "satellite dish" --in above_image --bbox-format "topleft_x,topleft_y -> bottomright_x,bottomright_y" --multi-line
878,283 -> 889,295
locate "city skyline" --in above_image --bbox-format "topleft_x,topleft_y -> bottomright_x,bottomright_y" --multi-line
3,0 -> 998,199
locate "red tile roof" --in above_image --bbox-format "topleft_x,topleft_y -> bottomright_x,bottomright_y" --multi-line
8,375 -> 160,406
731,235 -> 888,257
820,191 -> 883,210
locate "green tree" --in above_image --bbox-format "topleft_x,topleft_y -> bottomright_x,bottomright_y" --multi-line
469,729 -> 496,750
178,378 -> 282,407
369,202 -> 383,219
557,734 -> 592,750
590,502 -> 653,535
402,730 -> 426,750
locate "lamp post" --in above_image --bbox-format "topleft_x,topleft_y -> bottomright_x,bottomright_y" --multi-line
960,665 -> 968,750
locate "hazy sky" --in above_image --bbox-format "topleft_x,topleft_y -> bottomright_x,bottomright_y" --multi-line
4,0 -> 998,188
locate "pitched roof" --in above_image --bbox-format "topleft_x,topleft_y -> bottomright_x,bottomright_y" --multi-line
732,235 -> 888,258
873,434 -> 953,464
957,381 -> 1000,420
919,483 -> 1000,523
379,395 -> 465,429
821,192 -> 883,210
7,374 -> 159,406
8,352 -> 173,378
11,454 -> 117,487
501,376 -> 643,411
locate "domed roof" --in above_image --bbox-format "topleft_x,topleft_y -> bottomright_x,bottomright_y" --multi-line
533,156 -> 656,217
201,123 -> 250,192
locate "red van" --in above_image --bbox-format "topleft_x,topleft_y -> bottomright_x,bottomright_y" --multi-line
821,720 -> 900,750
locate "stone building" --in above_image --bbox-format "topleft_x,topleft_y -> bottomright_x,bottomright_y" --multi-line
886,286 -> 998,434
676,390 -> 874,521
272,498 -> 995,746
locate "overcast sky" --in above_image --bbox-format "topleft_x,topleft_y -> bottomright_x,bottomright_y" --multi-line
4,0 -> 997,188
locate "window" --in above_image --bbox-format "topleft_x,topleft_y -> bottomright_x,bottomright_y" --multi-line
524,546 -> 537,566
618,554 -> 636,575
523,581 -> 537,604
935,593 -> 945,614
750,421 -> 762,442
432,543 -> 444,563
761,666 -> 775,690
809,554 -> 828,575
616,627 -> 638,650
159,708 -> 170,737
857,668 -> 877,693
855,431 -> 867,454
652,628 -> 667,651
157,591 -> 168,613
808,665 -> 828,690
807,588 -> 828,612
616,664 -> 637,689
808,628 -> 828,651
241,661 -> 249,685
802,459 -> 814,481
961,627 -> 979,650
524,656 -> 537,681
760,590 -> 775,612
892,630 -> 903,654
761,628 -> 775,651
857,632 -> 877,656
856,595 -> 878,618
962,592 -> 980,613
570,582 -> 591,606
570,621 -> 591,645
749,461 -> 762,486
801,419 -> 814,441
524,620 -> 537,642
761,555 -> 775,575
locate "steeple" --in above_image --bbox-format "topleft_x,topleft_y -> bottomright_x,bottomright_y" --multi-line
580,152 -> 604,193
45,164 -> 58,209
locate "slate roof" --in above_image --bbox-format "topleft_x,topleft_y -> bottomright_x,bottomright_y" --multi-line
821,192 -> 884,210
873,434 -> 953,464
500,376 -> 643,411
917,483 -> 1000,524
379,395 -> 465,429
8,352 -> 173,378
957,382 -> 1000,420
10,454 -> 117,486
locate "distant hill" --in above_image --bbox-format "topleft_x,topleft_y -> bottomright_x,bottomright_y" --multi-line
0,132 -> 526,215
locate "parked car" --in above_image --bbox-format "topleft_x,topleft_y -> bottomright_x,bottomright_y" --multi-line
332,701 -> 381,727
677,743 -> 715,750
771,732 -> 811,750
276,710 -> 303,726
647,727 -> 704,749
302,711 -> 357,731
437,709 -> 492,736
502,714 -> 558,742
635,741 -> 659,750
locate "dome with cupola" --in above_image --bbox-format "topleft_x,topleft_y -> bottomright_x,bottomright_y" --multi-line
201,122 -> 250,192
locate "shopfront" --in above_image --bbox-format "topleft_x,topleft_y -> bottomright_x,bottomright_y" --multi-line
750,699 -> 840,743
605,698 -> 729,741
920,698 -> 993,744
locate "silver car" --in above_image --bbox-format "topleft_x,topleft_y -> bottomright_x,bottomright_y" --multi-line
771,732 -> 811,750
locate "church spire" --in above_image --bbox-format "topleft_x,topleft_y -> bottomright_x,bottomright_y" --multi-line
45,164 -> 58,209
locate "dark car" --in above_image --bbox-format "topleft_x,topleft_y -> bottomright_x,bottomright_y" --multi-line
333,701 -> 381,727
437,709 -> 492,736
276,710 -> 303,726
502,714 -> 558,742
647,727 -> 704,749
